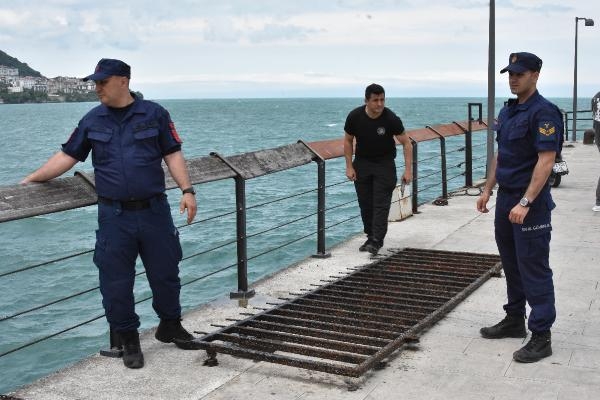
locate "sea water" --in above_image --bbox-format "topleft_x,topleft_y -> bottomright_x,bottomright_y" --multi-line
0,97 -> 581,393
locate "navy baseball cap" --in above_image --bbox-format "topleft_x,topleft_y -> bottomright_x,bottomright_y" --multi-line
500,52 -> 543,74
82,58 -> 131,81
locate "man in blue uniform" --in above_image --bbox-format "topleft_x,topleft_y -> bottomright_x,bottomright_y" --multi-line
344,83 -> 413,255
477,52 -> 563,363
22,59 -> 199,369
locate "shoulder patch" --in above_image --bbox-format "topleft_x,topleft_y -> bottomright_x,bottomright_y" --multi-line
538,122 -> 556,137
169,122 -> 182,143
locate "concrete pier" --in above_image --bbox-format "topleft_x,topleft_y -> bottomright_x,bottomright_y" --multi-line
11,142 -> 600,400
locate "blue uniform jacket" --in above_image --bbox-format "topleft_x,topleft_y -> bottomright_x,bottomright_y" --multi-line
62,94 -> 182,201
495,91 -> 563,190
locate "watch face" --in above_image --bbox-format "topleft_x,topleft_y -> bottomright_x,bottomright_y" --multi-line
520,198 -> 529,207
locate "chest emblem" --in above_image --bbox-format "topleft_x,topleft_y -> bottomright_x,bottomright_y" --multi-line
377,127 -> 386,136
538,122 -> 556,136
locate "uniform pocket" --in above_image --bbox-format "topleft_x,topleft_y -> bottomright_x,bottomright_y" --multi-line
88,128 -> 113,164
520,200 -> 552,239
93,229 -> 108,268
133,128 -> 161,164
508,118 -> 529,141
172,227 -> 183,262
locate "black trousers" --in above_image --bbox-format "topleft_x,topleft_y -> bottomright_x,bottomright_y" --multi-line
353,157 -> 397,245
595,121 -> 600,205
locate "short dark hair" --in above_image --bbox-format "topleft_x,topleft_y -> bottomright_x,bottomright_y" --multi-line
365,83 -> 385,100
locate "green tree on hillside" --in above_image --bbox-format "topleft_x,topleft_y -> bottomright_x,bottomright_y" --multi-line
0,89 -> 49,104
0,50 -> 44,77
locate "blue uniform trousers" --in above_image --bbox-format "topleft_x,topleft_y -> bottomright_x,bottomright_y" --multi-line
93,195 -> 183,332
353,157 -> 397,245
494,188 -> 556,333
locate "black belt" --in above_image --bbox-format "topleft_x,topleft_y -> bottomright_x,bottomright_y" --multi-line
97,195 -> 159,210
498,186 -> 525,195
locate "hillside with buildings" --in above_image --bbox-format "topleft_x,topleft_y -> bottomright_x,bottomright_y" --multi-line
0,50 -> 96,104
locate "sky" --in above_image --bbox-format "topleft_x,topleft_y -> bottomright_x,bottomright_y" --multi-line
1,0 -> 599,99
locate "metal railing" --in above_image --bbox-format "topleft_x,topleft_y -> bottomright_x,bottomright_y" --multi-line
0,103 -> 488,393
564,108 -> 593,141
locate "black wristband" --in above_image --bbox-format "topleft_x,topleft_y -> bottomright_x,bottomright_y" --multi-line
182,187 -> 196,195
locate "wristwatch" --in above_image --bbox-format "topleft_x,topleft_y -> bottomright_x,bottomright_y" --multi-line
519,197 -> 530,207
182,187 -> 196,195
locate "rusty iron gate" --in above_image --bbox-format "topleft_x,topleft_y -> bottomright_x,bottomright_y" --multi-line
196,248 -> 502,377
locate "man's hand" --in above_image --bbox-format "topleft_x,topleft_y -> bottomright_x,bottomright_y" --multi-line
180,193 -> 197,224
476,192 -> 491,213
509,204 -> 529,224
401,169 -> 412,184
346,165 -> 356,181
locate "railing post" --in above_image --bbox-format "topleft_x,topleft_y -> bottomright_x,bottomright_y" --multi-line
410,137 -> 419,214
232,175 -> 253,298
99,327 -> 123,358
210,152 -> 255,300
426,126 -> 447,200
466,103 -> 482,187
313,158 -> 331,258
564,111 -> 571,141
297,140 -> 331,259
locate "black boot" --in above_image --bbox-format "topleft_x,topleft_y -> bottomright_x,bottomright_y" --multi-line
155,318 -> 202,350
118,330 -> 144,369
480,314 -> 526,339
359,239 -> 371,252
364,239 -> 382,255
513,331 -> 552,363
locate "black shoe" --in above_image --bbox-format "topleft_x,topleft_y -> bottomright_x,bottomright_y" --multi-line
118,330 -> 144,369
155,318 -> 202,350
359,239 -> 371,252
480,314 -> 526,339
364,242 -> 381,255
513,331 -> 552,363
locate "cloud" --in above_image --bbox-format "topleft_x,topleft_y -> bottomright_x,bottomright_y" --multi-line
500,0 -> 572,14
246,23 -> 320,43
1,0 -> 599,98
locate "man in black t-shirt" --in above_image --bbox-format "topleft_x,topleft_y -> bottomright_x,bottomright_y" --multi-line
592,91 -> 600,212
344,83 -> 413,255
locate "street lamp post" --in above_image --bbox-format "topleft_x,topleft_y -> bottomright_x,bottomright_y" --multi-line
572,16 -> 594,142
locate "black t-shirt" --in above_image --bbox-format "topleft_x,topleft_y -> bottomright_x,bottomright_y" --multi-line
344,106 -> 405,160
108,102 -> 135,122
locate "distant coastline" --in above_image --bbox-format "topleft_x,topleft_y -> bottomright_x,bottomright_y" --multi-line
0,91 -> 98,104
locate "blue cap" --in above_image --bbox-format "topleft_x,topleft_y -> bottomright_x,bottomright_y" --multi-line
82,58 -> 131,81
500,52 -> 543,74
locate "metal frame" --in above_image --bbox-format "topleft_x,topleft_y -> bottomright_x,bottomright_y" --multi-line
195,248 -> 502,377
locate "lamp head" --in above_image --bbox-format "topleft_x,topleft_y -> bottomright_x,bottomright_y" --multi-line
584,18 -> 594,26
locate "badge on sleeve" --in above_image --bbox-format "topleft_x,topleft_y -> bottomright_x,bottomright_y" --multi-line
537,121 -> 556,141
169,122 -> 183,143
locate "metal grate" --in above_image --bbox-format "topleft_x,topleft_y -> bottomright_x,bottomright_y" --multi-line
195,248 -> 501,377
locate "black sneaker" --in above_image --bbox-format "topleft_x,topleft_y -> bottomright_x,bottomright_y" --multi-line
513,331 -> 552,363
364,242 -> 381,255
480,314 -> 526,339
359,239 -> 371,252
118,330 -> 144,369
155,318 -> 202,350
